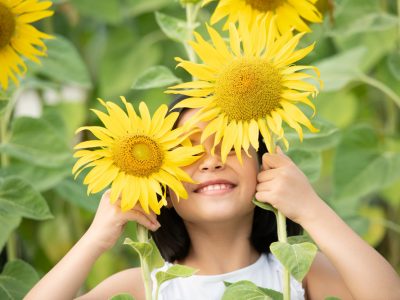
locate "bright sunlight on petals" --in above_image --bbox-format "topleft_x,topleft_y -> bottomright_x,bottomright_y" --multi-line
73,97 -> 204,215
166,18 -> 321,163
0,0 -> 54,90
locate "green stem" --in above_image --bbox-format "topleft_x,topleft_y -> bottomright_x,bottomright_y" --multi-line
137,224 -> 153,300
270,136 -> 290,300
1,92 -> 19,261
358,73 -> 400,109
397,0 -> 400,49
184,3 -> 200,64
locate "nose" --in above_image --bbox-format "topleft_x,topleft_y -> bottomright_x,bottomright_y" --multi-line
198,150 -> 224,172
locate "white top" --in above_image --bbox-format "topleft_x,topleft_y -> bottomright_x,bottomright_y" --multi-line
151,253 -> 305,300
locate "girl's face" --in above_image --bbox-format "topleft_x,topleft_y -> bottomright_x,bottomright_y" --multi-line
170,109 -> 259,224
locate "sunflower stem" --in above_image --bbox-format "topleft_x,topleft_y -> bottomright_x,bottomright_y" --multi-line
270,136 -> 290,300
357,73 -> 400,109
137,224 -> 153,300
184,3 -> 200,65
1,91 -> 19,262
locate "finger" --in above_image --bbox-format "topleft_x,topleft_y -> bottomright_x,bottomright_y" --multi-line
123,210 -> 160,231
256,181 -> 273,193
131,205 -> 158,223
254,191 -> 275,206
262,152 -> 292,170
257,169 -> 280,182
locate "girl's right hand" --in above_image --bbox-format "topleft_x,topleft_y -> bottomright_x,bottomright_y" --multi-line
84,189 -> 161,253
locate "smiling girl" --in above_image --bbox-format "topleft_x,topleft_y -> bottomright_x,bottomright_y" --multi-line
25,103 -> 400,300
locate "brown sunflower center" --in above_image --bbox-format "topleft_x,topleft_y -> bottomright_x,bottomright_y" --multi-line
244,0 -> 284,12
215,58 -> 283,121
113,135 -> 164,177
0,3 -> 16,49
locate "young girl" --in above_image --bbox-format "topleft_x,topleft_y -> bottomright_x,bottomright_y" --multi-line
25,102 -> 400,300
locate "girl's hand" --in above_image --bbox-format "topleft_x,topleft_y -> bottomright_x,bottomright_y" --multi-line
84,190 -> 161,253
255,147 -> 322,225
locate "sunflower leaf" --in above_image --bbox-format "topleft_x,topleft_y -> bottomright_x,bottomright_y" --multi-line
124,238 -> 153,260
155,12 -> 197,43
0,176 -> 52,221
0,212 -> 21,252
270,242 -> 317,282
222,280 -> 282,300
0,260 -> 40,300
109,294 -> 136,300
155,264 -> 198,288
132,66 -> 182,90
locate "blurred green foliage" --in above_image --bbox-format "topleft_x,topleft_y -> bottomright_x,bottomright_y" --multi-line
0,0 -> 399,297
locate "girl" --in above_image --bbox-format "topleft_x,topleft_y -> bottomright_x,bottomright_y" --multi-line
25,102 -> 400,300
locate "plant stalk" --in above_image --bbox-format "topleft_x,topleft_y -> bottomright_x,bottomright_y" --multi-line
1,92 -> 19,261
137,224 -> 153,300
358,73 -> 400,109
270,136 -> 290,300
184,3 -> 200,64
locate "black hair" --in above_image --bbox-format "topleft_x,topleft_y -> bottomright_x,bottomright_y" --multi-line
150,96 -> 302,262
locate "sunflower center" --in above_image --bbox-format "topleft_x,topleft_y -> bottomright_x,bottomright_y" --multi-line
0,3 -> 16,49
113,135 -> 164,177
215,58 -> 283,121
244,0 -> 284,12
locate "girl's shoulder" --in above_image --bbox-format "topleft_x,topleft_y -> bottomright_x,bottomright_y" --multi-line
76,267 -> 144,300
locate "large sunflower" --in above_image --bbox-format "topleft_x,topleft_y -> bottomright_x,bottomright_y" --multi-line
166,18 -> 321,163
203,0 -> 322,33
0,0 -> 53,90
72,97 -> 204,215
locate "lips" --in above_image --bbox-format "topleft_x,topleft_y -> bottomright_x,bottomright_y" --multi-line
193,179 -> 237,194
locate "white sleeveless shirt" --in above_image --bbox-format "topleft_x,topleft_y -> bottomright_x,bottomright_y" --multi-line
151,253 -> 305,300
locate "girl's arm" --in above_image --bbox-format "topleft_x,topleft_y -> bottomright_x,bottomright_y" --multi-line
24,190 -> 161,300
256,149 -> 400,300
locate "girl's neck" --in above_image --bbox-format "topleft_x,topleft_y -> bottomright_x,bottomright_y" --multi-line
177,216 -> 260,275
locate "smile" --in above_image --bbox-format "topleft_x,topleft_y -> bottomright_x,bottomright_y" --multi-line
194,183 -> 236,194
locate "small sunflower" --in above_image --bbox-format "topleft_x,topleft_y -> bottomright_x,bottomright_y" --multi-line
72,97 -> 204,214
166,18 -> 321,163
203,0 -> 322,33
0,0 -> 53,90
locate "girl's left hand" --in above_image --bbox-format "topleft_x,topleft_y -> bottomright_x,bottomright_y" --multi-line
255,147 -> 322,225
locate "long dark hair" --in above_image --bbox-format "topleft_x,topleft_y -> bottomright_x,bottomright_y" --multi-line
150,96 -> 302,262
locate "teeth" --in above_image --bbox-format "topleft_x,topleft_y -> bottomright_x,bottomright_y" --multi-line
197,184 -> 232,193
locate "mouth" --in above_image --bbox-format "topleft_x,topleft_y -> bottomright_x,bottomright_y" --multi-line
193,180 -> 237,195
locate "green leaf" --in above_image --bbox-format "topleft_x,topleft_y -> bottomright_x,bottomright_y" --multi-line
287,234 -> 315,246
27,36 -> 91,88
270,241 -> 318,282
70,0 -> 121,24
315,47 -> 366,92
0,260 -> 40,300
109,294 -> 136,300
1,162 -> 70,192
99,28 -> 161,98
286,150 -> 321,182
314,91 -> 358,128
285,119 -> 341,151
331,13 -> 397,37
155,264 -> 197,287
0,177 -> 52,220
54,178 -> 100,212
0,212 -> 21,251
325,297 -> 342,300
388,51 -> 400,80
155,12 -> 193,43
222,280 -> 283,300
124,237 -> 153,260
333,125 -> 400,202
252,199 -> 277,215
132,65 -> 182,90
0,116 -> 72,167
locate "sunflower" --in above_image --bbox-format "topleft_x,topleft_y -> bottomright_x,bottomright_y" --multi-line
166,18 -> 321,163
0,0 -> 53,90
72,97 -> 204,214
203,0 -> 322,33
